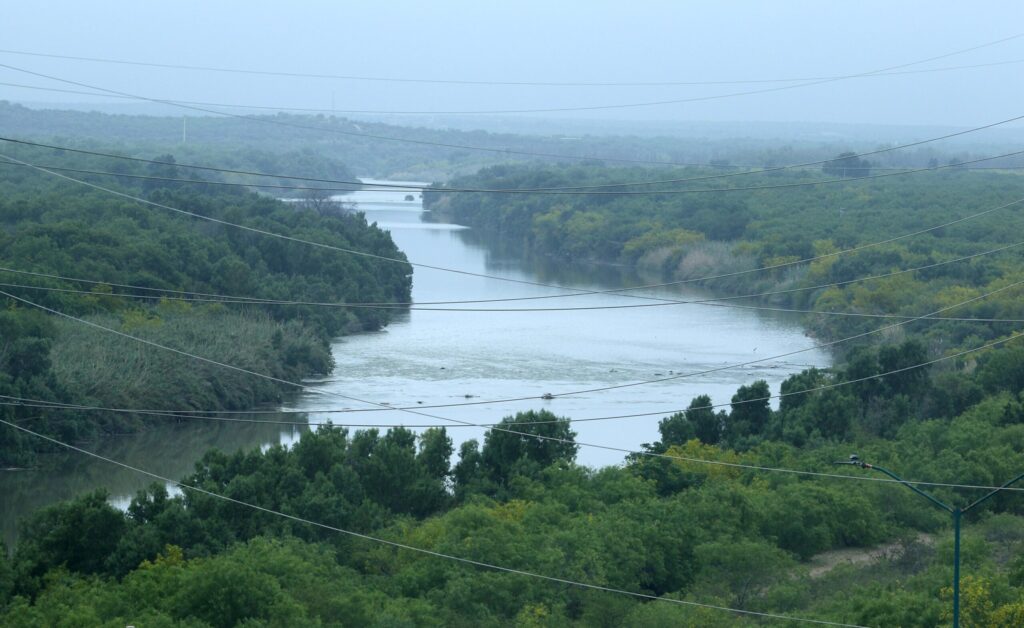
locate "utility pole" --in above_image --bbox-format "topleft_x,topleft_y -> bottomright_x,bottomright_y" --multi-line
835,454 -> 1024,627
182,116 -> 187,144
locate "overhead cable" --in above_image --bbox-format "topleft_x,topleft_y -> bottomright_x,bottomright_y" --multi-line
4,104 -> 1024,192
3,146 -> 1024,196
4,56 -> 1024,113
4,329 -> 1022,494
0,32 -> 1018,86
1,279 -> 1019,484
2,276 -> 1016,414
0,418 -> 864,627
2,51 -> 1023,170
6,276 -> 1024,321
2,150 -> 1023,306
3,231 -> 1024,314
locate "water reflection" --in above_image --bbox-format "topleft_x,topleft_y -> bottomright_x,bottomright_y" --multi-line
1,179 -> 830,546
1,416 -> 306,548
293,183 -> 831,469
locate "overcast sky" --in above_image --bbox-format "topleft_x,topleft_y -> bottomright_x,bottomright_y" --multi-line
1,1 -> 1022,129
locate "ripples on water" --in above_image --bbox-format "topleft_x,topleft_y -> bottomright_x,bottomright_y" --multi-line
1,180 -> 829,545
292,181 -> 830,467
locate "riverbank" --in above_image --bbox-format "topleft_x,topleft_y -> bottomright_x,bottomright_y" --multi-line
0,152 -> 413,468
424,163 -> 1024,356
288,184 -> 830,469
0,176 -> 827,544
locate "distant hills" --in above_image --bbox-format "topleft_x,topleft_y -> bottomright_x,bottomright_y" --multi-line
3,99 -> 1022,180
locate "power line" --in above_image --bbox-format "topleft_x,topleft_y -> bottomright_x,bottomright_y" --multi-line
3,55 -> 1023,171
0,418 -> 864,627
3,208 -> 1023,318
7,133 -> 1024,196
0,33 -> 1019,86
5,102 -> 1024,193
3,150 -> 1023,308
2,151 -> 1022,461
3,210 -> 1021,490
6,230 -> 1024,313
2,57 -> 1023,112
1,57 -> 1022,114
0,61 -> 815,168
4,54 -> 1024,116
5,144 -> 1018,178
4,329 -> 1023,494
7,277 -> 1024,323
4,154 -> 1024,417
1,277 -> 1019,462
0,39 -> 1015,610
0,323 -> 1002,425
4,146 -> 1024,196
0,136 -> 426,190
4,141 -> 1024,426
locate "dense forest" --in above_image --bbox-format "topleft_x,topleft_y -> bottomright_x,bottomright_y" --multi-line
5,111 -> 1024,625
0,141 -> 411,466
5,386 -> 1024,625
425,163 -> 1024,350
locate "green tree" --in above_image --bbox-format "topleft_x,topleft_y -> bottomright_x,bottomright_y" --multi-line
691,540 -> 795,608
13,490 -> 127,591
980,345 -> 1024,394
725,380 -> 771,442
0,541 -> 12,606
686,394 -> 721,445
172,557 -> 304,627
878,339 -> 929,397
481,410 -> 578,484
452,439 -> 488,499
418,427 -> 454,480
656,411 -> 695,449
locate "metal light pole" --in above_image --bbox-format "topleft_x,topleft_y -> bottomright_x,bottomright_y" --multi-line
834,454 -> 1024,628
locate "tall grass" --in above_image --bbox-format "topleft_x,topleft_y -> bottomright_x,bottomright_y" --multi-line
51,308 -> 332,416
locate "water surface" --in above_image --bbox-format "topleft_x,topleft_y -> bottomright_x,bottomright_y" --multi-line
289,181 -> 830,467
1,180 -> 829,546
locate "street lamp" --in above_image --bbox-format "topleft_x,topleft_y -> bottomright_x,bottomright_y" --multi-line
834,454 -> 1024,628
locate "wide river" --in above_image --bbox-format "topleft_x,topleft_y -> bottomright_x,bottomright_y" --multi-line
1,181 -> 829,546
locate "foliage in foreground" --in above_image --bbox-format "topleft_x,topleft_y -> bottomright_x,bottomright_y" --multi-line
5,386 -> 1024,626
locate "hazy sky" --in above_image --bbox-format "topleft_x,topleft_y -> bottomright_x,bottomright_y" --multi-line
1,1 -> 1022,128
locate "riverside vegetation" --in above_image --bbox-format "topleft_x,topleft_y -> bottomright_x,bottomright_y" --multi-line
424,162 -> 1024,350
5,145 -> 1024,624
0,143 -> 411,467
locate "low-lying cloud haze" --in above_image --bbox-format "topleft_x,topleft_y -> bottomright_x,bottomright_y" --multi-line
1,0 -> 1022,131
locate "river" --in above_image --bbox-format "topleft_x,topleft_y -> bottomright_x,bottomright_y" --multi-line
288,180 -> 830,466
1,180 -> 829,547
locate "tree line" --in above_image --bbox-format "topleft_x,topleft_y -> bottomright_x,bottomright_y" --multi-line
6,149 -> 1024,625
0,143 -> 411,466
6,360 -> 1024,626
